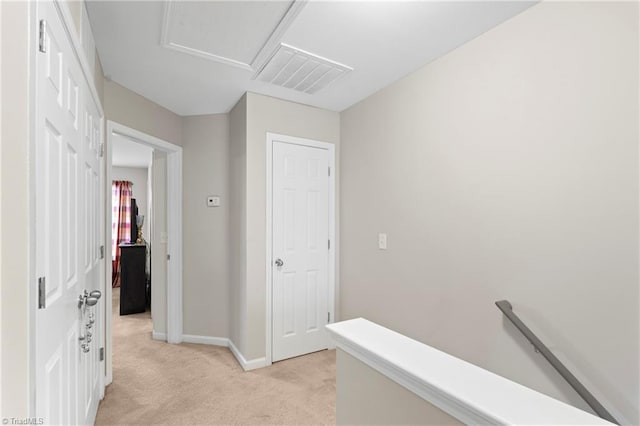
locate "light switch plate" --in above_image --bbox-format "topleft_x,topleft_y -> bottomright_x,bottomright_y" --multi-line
378,233 -> 387,250
207,195 -> 221,207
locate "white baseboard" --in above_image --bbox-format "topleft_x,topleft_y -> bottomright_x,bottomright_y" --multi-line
228,339 -> 268,371
152,331 -> 166,341
154,332 -> 266,371
182,334 -> 229,347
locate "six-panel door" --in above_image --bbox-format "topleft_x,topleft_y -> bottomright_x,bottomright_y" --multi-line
35,2 -> 103,424
272,141 -> 330,362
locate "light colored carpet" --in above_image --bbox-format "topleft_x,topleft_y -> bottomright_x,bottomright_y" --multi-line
96,288 -> 336,425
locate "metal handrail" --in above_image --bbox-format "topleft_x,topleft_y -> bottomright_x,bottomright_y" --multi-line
495,300 -> 618,425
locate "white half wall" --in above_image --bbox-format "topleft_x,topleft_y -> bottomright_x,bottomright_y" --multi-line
336,349 -> 462,425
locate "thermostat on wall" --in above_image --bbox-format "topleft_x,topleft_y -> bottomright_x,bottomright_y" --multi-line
207,196 -> 221,207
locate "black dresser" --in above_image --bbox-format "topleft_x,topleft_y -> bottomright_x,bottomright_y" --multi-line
119,243 -> 147,315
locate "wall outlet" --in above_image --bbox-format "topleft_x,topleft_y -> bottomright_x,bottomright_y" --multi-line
207,196 -> 221,207
378,233 -> 387,250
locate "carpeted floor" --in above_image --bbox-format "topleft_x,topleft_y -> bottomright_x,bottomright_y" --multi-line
96,288 -> 336,425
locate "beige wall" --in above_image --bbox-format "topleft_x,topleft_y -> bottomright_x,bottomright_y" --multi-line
227,93 -> 340,359
112,166 -> 150,242
182,114 -> 230,338
101,62 -> 182,338
336,349 -> 462,425
229,95 -> 247,353
243,92 -> 340,360
151,151 -> 168,334
104,80 -> 182,146
0,1 -> 31,417
339,2 -> 638,423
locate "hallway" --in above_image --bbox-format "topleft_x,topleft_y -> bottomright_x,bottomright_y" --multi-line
96,289 -> 336,425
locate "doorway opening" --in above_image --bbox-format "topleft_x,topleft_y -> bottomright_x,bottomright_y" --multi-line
105,121 -> 183,386
109,132 -> 154,375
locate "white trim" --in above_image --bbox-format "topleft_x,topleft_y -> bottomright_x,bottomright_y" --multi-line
166,151 -> 183,344
182,335 -> 229,347
265,132 -> 336,366
105,121 -> 183,385
157,333 -> 247,363
109,124 -> 180,153
327,319 -> 612,426
335,336 -> 492,426
162,43 -> 254,72
28,1 -> 37,416
250,2 -> 308,73
228,340 -> 268,371
160,0 -> 307,73
98,95 -> 106,400
104,126 -> 113,386
152,331 -> 166,341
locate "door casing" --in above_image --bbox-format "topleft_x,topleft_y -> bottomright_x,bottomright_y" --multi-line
104,121 -> 183,386
265,132 -> 337,366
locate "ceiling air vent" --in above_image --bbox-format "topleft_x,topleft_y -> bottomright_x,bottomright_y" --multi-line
254,43 -> 352,94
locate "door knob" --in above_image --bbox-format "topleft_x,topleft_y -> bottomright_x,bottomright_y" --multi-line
274,258 -> 284,267
85,297 -> 99,307
78,290 -> 101,308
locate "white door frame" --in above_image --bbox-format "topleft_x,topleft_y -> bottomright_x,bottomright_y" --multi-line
105,121 -> 183,385
265,132 -> 336,366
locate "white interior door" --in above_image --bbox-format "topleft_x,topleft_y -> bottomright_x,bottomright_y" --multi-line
272,141 -> 330,362
35,2 -> 103,424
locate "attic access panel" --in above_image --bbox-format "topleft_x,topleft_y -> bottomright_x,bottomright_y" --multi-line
162,1 -> 298,71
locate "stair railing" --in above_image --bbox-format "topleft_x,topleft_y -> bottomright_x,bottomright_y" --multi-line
495,300 -> 618,424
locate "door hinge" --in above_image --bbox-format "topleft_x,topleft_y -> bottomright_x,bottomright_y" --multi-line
99,245 -> 105,259
99,142 -> 104,158
38,20 -> 47,53
38,277 -> 46,309
327,312 -> 331,323
99,347 -> 105,361
328,239 -> 331,250
167,254 -> 171,261
328,167 -> 331,177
